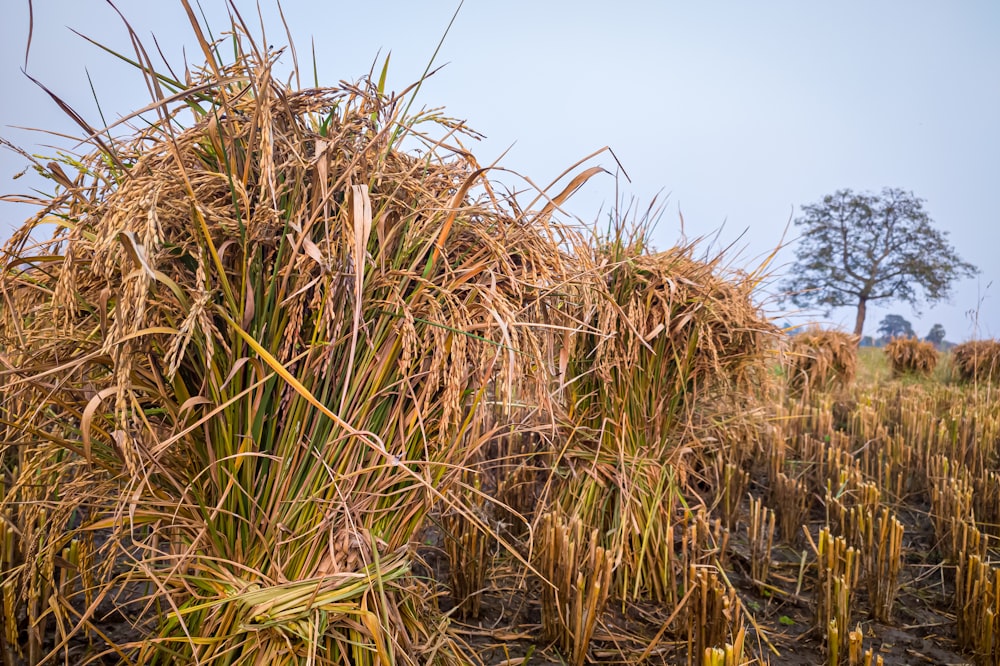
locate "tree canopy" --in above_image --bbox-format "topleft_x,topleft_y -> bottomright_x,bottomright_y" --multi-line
925,323 -> 946,346
782,188 -> 977,337
877,314 -> 915,340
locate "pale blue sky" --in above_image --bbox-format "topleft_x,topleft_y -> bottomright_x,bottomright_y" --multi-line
2,1 -> 997,340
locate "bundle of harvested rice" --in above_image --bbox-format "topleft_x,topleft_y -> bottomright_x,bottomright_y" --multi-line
784,328 -> 859,393
0,14 -> 577,664
951,340 -> 1000,383
884,337 -> 938,376
0,3 -> 787,663
566,230 -> 777,452
555,227 -> 778,602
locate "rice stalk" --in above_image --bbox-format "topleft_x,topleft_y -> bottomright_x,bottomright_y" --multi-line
554,215 -> 777,600
442,473 -> 492,619
928,456 -> 978,561
814,527 -> 860,661
856,507 -> 903,622
717,461 -> 750,532
685,565 -> 743,665
770,472 -> 809,545
701,625 -> 747,666
747,495 -> 775,593
536,511 -> 612,666
956,552 -> 1000,663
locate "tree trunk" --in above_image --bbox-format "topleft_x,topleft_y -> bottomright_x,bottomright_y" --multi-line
853,298 -> 867,340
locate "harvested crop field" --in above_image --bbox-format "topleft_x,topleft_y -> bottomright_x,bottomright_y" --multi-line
2,8 -> 999,666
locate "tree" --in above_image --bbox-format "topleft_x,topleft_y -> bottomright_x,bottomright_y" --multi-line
877,314 -> 914,341
925,323 -> 946,347
782,188 -> 977,337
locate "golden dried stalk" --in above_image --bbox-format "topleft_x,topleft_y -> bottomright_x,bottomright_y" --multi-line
827,619 -> 840,666
847,623 -> 864,665
537,512 -> 613,666
801,434 -> 862,509
826,479 -> 882,553
955,552 -> 1000,662
442,500 -> 491,619
973,470 -> 1000,541
632,504 -> 725,613
928,459 -> 976,561
489,429 -> 543,538
785,328 -> 859,394
856,508 -> 904,622
826,491 -> 850,543
681,509 -> 728,578
826,449 -> 864,498
748,496 -> 775,591
708,515 -> 731,568
702,626 -> 748,666
686,565 -> 743,665
856,482 -> 880,513
768,438 -> 787,491
862,650 -> 884,666
771,472 -> 810,545
815,527 -> 859,660
718,461 -> 750,531
2,580 -> 16,651
827,577 -> 852,664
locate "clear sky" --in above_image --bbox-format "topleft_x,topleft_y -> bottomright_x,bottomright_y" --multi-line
2,1 -> 997,341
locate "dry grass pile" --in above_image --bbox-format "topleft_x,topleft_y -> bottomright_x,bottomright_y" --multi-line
884,337 -> 938,376
784,328 -> 858,393
0,14 -> 578,664
568,233 -> 775,448
555,228 -> 777,604
0,5 -> 786,665
951,340 -> 1000,383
